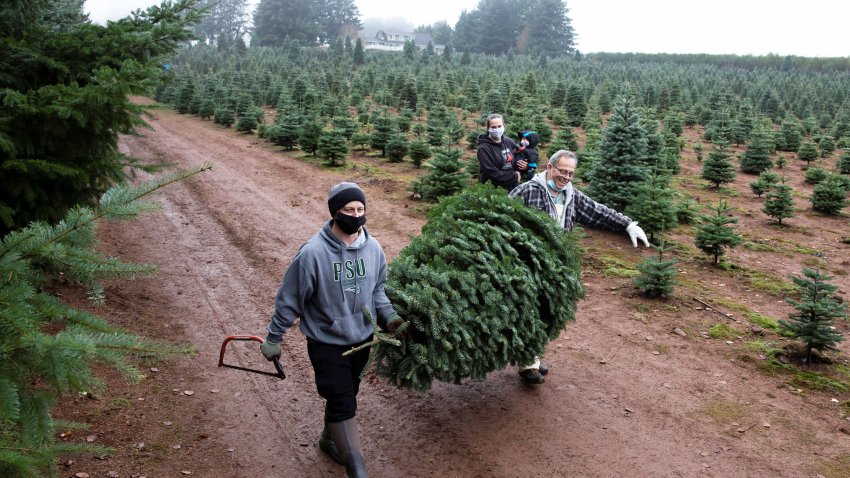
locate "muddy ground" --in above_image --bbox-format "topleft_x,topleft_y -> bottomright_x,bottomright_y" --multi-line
54,105 -> 850,478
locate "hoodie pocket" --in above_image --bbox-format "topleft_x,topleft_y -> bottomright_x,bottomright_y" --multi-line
320,311 -> 366,341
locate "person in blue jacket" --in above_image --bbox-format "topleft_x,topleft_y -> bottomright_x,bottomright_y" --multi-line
261,182 -> 402,478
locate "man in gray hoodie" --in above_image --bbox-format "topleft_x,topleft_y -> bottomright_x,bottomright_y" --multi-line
509,150 -> 649,384
261,182 -> 402,478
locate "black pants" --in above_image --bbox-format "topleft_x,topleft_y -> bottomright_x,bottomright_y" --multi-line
307,336 -> 372,423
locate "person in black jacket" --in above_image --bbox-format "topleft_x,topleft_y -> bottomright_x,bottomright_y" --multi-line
477,113 -> 527,191
513,131 -> 540,182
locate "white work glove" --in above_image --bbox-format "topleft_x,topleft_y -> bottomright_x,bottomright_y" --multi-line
626,222 -> 650,248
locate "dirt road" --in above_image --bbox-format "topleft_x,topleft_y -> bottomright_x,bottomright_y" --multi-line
60,106 -> 850,478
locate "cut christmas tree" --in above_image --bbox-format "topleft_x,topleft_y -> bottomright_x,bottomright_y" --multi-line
373,185 -> 585,391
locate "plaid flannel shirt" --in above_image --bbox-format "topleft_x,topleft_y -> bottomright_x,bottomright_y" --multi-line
509,178 -> 632,233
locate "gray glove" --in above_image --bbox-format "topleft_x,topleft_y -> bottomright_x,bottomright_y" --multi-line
260,339 -> 281,361
386,314 -> 404,333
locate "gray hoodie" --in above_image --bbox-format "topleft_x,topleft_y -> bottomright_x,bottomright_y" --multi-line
266,221 -> 396,346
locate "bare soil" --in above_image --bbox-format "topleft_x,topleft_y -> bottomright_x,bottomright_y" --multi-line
54,105 -> 850,478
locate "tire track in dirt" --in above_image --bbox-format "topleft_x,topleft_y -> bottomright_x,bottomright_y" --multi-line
109,107 -> 850,478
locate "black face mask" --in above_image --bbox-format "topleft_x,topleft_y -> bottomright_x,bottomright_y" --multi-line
334,212 -> 367,235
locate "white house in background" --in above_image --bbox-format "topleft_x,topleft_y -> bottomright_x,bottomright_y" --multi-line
361,30 -> 445,54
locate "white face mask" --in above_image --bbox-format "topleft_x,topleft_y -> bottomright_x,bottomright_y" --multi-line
488,126 -> 504,139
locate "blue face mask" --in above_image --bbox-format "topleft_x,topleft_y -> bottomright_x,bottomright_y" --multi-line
548,179 -> 568,192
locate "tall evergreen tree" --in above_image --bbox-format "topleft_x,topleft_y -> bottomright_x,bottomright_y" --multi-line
523,0 -> 576,57
587,96 -> 649,212
0,165 -> 208,477
353,37 -> 365,65
778,269 -> 846,361
695,200 -> 742,264
194,0 -> 248,45
0,0 -> 203,234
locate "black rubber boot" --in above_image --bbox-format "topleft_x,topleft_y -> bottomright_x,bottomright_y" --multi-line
538,363 -> 549,376
319,426 -> 343,464
327,418 -> 368,477
345,451 -> 368,478
519,368 -> 545,384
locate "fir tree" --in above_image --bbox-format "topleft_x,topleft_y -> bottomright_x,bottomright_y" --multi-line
370,112 -> 394,156
762,179 -> 795,224
587,96 -> 649,213
633,243 -> 677,298
675,197 -> 700,225
351,132 -> 371,151
385,131 -> 409,163
775,153 -> 788,169
371,185 -> 584,391
695,200 -> 742,264
318,128 -> 349,167
778,269 -> 846,361
235,106 -> 261,133
214,107 -> 235,127
414,147 -> 468,201
804,167 -> 829,185
0,164 -> 209,477
749,171 -> 780,197
694,142 -> 704,162
624,173 -> 678,243
798,141 -> 819,165
0,0 -> 203,234
299,116 -> 323,156
811,176 -> 848,214
409,139 -> 432,168
739,125 -> 775,174
819,135 -> 836,157
837,150 -> 850,174
701,143 -> 736,187
565,84 -> 586,127
353,38 -> 365,65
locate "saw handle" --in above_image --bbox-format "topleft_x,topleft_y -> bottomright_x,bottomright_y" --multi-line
218,335 -> 285,379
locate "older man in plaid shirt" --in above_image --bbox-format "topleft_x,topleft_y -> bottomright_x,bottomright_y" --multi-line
508,149 -> 649,384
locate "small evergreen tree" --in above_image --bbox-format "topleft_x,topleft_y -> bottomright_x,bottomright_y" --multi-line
798,141 -> 819,165
695,200 -> 742,264
414,147 -> 468,201
214,106 -> 235,127
694,142 -> 704,162
749,171 -> 780,197
624,173 -> 678,243
318,128 -> 349,166
819,135 -> 836,157
701,142 -> 736,187
811,176 -> 848,214
299,116 -> 323,156
838,150 -> 850,174
385,131 -> 410,163
739,125 -> 774,174
762,179 -> 795,224
370,112 -> 394,156
235,106 -> 261,133
633,243 -> 677,298
353,38 -> 365,65
778,269 -> 846,362
351,132 -> 371,151
675,197 -> 700,225
804,167 -> 829,185
775,153 -> 787,169
409,139 -> 432,168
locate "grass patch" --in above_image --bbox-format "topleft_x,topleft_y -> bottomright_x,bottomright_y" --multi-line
717,262 -> 797,295
744,311 -> 779,330
707,323 -> 739,339
741,241 -> 781,253
702,398 -> 751,425
109,397 -> 132,409
597,255 -> 639,278
816,454 -> 850,478
758,360 -> 850,393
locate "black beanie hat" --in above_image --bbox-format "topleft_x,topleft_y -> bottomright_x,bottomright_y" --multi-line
328,182 -> 366,216
519,131 -> 540,149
